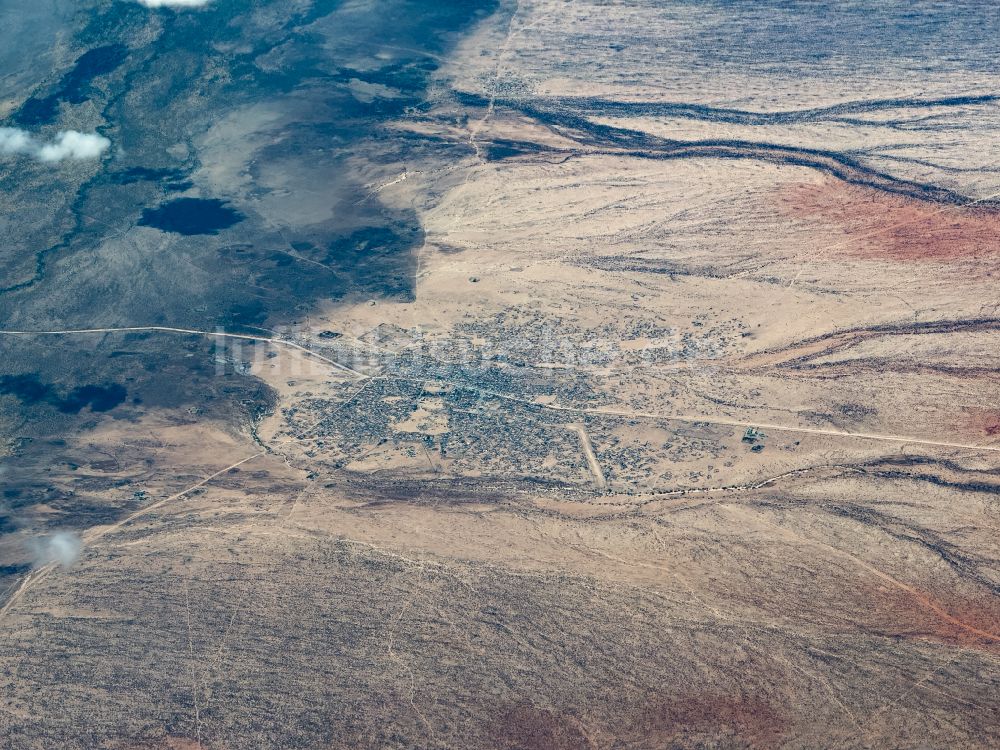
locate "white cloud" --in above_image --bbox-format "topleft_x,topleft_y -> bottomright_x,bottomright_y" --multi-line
27,531 -> 82,568
38,131 -> 111,162
0,127 -> 36,156
0,127 -> 109,163
136,0 -> 213,7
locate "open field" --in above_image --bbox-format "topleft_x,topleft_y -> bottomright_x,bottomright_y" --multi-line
1,1 -> 998,748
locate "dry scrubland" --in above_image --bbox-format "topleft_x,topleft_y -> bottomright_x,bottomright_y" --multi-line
2,1 -> 1000,748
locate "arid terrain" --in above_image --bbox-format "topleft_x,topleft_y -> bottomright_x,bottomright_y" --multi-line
1,1 -> 998,748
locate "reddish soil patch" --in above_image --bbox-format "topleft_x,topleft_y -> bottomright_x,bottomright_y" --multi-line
492,693 -> 788,750
861,580 -> 1000,653
113,738 -> 212,750
637,693 -> 788,748
962,408 -> 1000,442
778,180 -> 1000,263
491,704 -> 592,750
